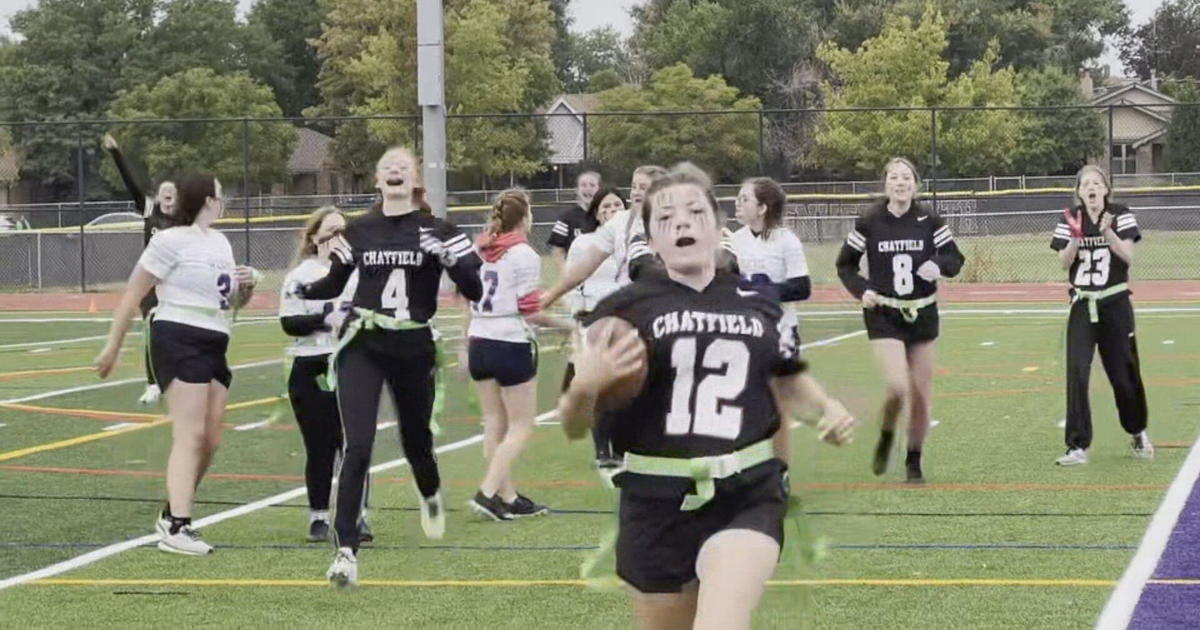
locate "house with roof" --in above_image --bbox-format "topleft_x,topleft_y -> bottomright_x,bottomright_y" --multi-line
541,94 -> 599,167
1086,75 -> 1179,175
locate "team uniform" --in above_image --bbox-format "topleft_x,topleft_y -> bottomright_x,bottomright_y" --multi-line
731,226 -> 811,347
1050,204 -> 1148,452
137,225 -> 237,391
468,238 -> 541,387
547,203 -> 598,254
298,210 -> 482,551
836,202 -> 965,344
279,261 -> 361,537
107,145 -> 184,387
589,209 -> 655,285
583,271 -> 804,593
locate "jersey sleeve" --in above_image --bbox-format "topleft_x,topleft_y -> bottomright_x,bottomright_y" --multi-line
137,229 -> 180,279
1114,207 -> 1142,243
302,239 -> 356,300
591,212 -> 623,256
279,266 -> 310,317
435,220 -> 484,301
1050,213 -> 1072,251
928,216 -> 965,278
547,208 -> 577,250
766,302 -> 806,376
781,230 -> 810,279
835,217 -> 869,299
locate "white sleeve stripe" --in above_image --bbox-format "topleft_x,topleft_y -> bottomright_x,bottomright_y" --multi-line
846,241 -> 864,252
448,243 -> 474,256
1054,228 -> 1071,236
934,234 -> 953,247
846,233 -> 865,246
1051,235 -> 1069,242
444,234 -> 469,246
1117,216 -> 1137,226
934,226 -> 950,235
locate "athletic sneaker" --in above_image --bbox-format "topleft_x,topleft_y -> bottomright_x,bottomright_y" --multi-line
905,461 -> 925,484
326,547 -> 357,589
155,515 -> 213,556
357,518 -> 374,544
595,456 -> 621,470
308,519 -> 329,543
1132,432 -> 1155,459
469,491 -> 513,521
505,494 -> 549,518
138,384 -> 161,405
872,430 -> 894,476
419,490 -> 446,539
1055,448 -> 1089,466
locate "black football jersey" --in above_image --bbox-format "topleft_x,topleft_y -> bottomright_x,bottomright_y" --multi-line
546,203 -> 598,251
144,207 -> 182,245
303,210 -> 483,322
1050,203 -> 1140,292
836,202 -> 965,300
584,272 -> 805,471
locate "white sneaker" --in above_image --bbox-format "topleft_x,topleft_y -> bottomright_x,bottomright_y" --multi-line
138,384 -> 161,405
1055,448 -> 1089,466
156,517 -> 213,556
326,547 -> 358,588
1132,432 -> 1155,459
418,490 -> 445,540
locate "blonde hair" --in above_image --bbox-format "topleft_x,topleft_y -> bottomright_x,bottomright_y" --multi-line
485,189 -> 531,236
293,206 -> 341,266
881,157 -> 921,196
1073,164 -> 1112,207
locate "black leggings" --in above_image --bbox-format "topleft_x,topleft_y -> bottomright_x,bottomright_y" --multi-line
1064,294 -> 1149,450
333,327 -> 439,550
140,291 -> 158,385
288,355 -> 343,512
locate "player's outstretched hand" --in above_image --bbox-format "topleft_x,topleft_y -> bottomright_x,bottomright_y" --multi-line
572,327 -> 643,396
916,260 -> 941,282
234,265 -> 259,288
861,289 -> 881,309
93,343 -> 120,379
1062,208 -> 1084,240
816,399 -> 857,446
1098,212 -> 1113,234
102,133 -> 118,151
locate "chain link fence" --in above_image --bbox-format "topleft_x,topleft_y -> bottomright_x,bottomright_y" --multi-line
0,104 -> 1196,291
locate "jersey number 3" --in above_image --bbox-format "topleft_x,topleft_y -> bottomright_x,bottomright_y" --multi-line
666,338 -> 750,440
381,269 -> 411,318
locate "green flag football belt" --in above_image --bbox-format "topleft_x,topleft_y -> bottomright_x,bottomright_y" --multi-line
1071,282 -> 1129,323
623,438 -> 775,511
874,295 -> 937,323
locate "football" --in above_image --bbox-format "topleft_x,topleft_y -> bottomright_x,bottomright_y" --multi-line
584,316 -> 648,411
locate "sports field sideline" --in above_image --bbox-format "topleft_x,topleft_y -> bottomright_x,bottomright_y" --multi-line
1,286 -> 1199,628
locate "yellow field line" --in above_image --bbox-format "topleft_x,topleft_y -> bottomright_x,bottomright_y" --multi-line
0,366 -> 96,381
0,397 -> 282,462
0,403 -> 159,421
0,419 -> 171,463
30,577 -> 1119,588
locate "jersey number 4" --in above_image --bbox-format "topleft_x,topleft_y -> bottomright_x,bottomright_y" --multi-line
1073,249 -> 1111,286
666,337 -> 749,440
381,269 -> 411,318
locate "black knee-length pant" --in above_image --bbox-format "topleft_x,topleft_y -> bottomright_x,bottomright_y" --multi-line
288,354 -> 343,512
140,291 -> 158,385
334,327 -> 439,550
1064,293 -> 1149,450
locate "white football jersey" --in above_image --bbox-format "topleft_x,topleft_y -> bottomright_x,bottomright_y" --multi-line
138,225 -> 236,334
731,226 -> 809,285
468,243 -> 541,343
590,209 -> 647,286
566,232 -> 620,313
280,259 -> 359,357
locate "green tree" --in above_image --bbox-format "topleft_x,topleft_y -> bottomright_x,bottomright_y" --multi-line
0,0 -> 156,198
1119,0 -> 1200,82
587,68 -> 623,92
247,0 -> 328,117
563,27 -> 634,92
589,63 -> 760,183
816,7 -> 1028,178
1161,80 -> 1200,171
311,0 -> 560,183
1013,68 -> 1106,175
105,68 -> 297,191
630,0 -> 821,106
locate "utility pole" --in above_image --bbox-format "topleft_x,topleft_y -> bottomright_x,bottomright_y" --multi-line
417,0 -> 447,217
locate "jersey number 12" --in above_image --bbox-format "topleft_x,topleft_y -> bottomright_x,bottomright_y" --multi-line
666,338 -> 749,440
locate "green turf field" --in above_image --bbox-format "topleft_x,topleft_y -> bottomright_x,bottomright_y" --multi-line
0,303 -> 1198,628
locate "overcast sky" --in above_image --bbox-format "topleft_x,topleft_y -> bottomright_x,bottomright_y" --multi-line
0,0 -> 1170,76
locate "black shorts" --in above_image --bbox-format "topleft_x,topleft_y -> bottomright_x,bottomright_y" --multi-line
615,463 -> 787,594
863,302 -> 939,345
150,320 -> 232,390
468,338 -> 536,387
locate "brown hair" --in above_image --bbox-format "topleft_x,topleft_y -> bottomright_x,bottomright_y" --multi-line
175,173 -> 218,225
293,205 -> 341,265
640,162 -> 722,236
1073,164 -> 1112,207
485,189 -> 531,236
413,187 -> 433,215
881,157 -> 921,197
743,176 -> 787,236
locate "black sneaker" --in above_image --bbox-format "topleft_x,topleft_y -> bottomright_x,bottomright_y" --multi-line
505,494 -> 549,518
872,430 -> 894,476
308,519 -> 330,543
595,457 -> 621,470
469,491 -> 513,521
357,518 -> 374,544
905,460 -> 925,484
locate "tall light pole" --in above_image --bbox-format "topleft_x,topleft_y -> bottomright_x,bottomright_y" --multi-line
417,0 -> 447,218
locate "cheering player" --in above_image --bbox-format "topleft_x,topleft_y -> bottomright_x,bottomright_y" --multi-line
1050,165 -> 1150,466
836,157 -> 965,483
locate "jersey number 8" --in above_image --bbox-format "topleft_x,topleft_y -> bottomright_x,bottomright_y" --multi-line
892,254 -> 913,296
666,337 -> 750,440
